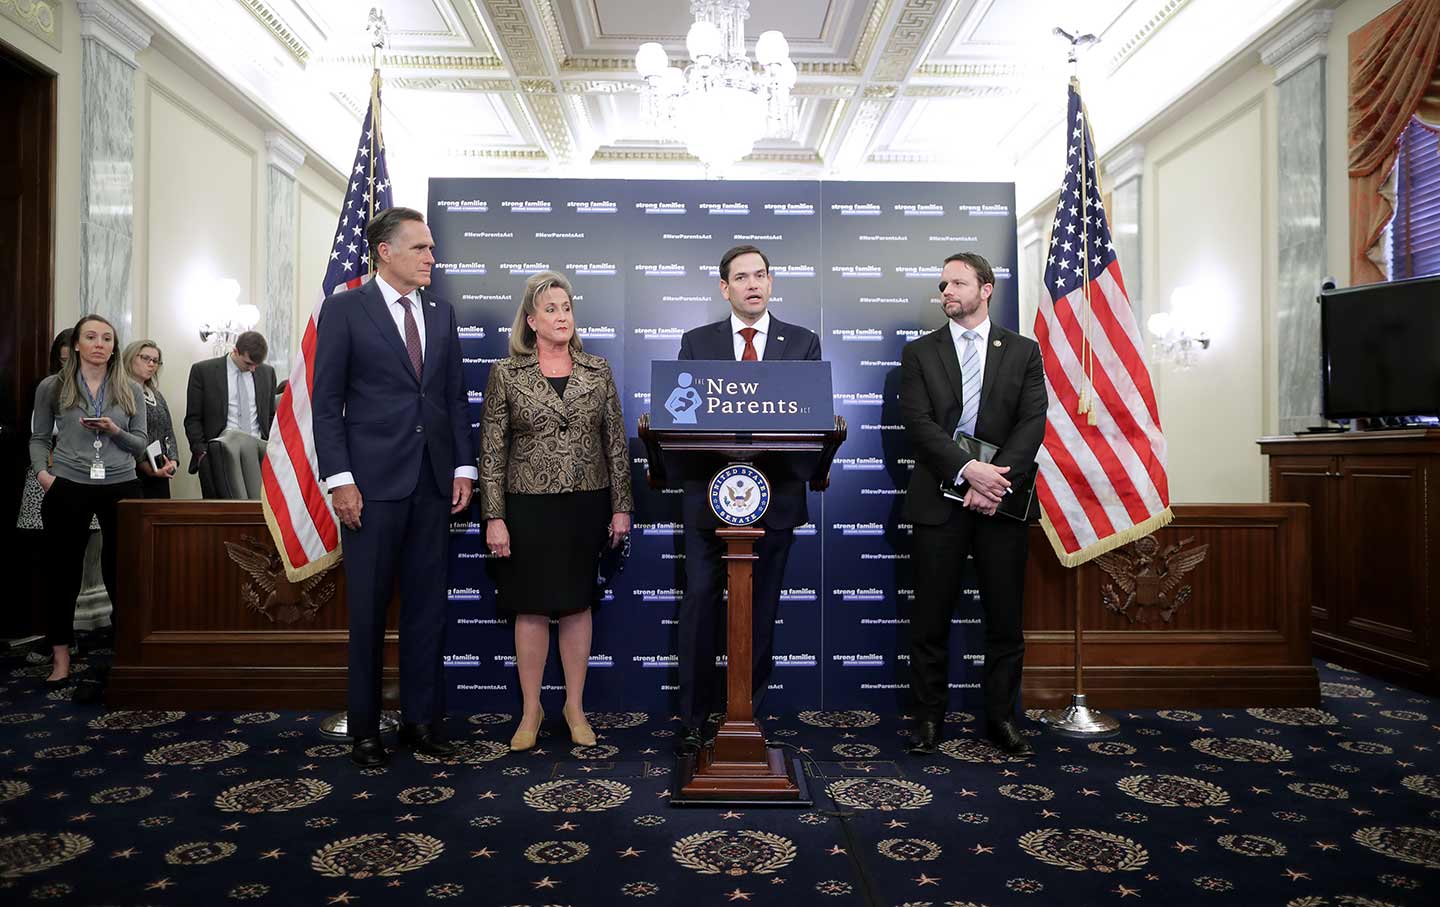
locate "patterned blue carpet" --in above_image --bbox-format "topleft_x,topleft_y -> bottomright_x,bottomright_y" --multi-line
1,647 -> 1437,906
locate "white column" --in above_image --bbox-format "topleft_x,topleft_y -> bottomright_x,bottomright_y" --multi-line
75,0 -> 151,336
264,132 -> 305,376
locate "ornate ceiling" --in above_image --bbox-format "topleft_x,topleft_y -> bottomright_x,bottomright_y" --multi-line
129,0 -> 1317,205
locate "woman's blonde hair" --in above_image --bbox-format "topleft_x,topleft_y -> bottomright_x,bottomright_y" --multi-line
55,314 -> 138,417
509,270 -> 584,357
121,340 -> 163,394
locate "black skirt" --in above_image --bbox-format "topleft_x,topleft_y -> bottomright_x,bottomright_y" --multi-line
495,488 -> 611,615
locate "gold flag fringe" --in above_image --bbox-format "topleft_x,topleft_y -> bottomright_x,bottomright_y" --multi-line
1040,506 -> 1174,569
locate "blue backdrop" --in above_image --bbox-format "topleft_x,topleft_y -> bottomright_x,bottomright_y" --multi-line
427,178 -> 1018,714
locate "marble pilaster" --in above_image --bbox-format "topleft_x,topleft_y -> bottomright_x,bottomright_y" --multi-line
1263,11 -> 1331,432
264,133 -> 305,376
76,0 -> 150,336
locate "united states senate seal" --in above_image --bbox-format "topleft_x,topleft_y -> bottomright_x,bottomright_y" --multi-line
709,464 -> 769,526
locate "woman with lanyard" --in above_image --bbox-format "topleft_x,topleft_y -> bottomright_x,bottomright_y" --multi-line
30,314 -> 147,685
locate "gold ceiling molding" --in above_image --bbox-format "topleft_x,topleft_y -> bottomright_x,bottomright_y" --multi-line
558,80 -> 633,94
1107,0 -> 1194,74
324,52 -> 504,71
850,0 -> 894,76
870,0 -> 943,82
913,60 -> 1021,79
448,146 -> 548,159
864,84 -> 898,98
589,148 -> 821,165
868,150 -> 943,163
387,76 -> 515,92
236,0 -> 311,67
522,78 -> 557,93
592,148 -> 696,163
533,0 -> 569,66
527,92 -> 575,163
1,0 -> 61,50
481,0 -> 549,78
903,83 -> 1021,98
793,84 -> 857,98
833,97 -> 890,165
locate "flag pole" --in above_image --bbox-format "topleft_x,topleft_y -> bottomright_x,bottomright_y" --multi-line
1040,27 -> 1119,739
318,5 -> 398,743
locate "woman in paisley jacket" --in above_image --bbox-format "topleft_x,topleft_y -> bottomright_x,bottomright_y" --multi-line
480,270 -> 633,752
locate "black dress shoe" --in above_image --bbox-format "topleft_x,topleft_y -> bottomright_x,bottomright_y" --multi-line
907,719 -> 941,755
674,726 -> 704,756
397,723 -> 457,758
351,736 -> 388,767
986,719 -> 1036,758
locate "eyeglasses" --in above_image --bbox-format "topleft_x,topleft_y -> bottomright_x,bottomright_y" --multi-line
138,354 -> 162,365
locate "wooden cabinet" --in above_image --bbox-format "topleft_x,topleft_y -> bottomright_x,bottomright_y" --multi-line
1260,431 -> 1440,693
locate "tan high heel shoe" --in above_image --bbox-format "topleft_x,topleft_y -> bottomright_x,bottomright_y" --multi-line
509,711 -> 543,752
564,707 -> 596,747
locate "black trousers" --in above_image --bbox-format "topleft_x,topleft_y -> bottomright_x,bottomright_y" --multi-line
339,458 -> 450,740
678,522 -> 794,728
39,477 -> 142,648
138,474 -> 171,499
910,506 -> 1029,726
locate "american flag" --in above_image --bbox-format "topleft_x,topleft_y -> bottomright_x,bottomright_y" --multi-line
261,75 -> 394,581
1032,79 -> 1172,567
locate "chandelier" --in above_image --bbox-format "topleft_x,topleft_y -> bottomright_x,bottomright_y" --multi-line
634,0 -> 798,172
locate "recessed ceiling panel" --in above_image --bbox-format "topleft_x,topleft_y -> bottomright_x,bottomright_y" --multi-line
945,0 -> 1134,56
590,0 -> 834,41
385,88 -> 515,140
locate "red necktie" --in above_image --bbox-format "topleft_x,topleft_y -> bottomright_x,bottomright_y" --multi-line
739,327 -> 758,361
398,296 -> 423,380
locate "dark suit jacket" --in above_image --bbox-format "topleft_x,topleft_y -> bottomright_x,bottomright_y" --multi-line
677,314 -> 823,530
899,322 -> 1048,524
311,279 -> 476,501
183,354 -> 277,473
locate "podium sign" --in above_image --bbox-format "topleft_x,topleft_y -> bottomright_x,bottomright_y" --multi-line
648,360 -> 834,431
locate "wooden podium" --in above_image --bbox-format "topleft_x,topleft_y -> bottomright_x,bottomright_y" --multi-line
639,412 -> 846,805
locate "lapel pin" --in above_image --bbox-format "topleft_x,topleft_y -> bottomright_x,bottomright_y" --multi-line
993,340 -> 1001,347
777,335 -> 785,341
429,301 -> 436,307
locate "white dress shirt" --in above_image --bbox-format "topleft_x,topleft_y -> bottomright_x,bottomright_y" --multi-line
225,353 -> 261,437
374,273 -> 427,358
730,310 -> 771,361
949,317 -> 992,485
325,274 -> 478,491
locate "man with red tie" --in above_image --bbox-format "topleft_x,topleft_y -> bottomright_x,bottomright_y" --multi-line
673,245 -> 822,756
312,206 -> 477,767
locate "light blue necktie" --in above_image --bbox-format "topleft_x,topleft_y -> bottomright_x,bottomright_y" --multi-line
956,330 -> 981,438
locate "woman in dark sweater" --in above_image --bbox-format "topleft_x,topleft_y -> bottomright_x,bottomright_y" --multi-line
30,315 -> 147,684
122,340 -> 180,498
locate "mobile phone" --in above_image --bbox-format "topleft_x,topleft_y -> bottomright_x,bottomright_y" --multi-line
79,417 -> 103,428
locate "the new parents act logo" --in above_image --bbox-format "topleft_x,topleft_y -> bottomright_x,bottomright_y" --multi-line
663,371 -> 807,424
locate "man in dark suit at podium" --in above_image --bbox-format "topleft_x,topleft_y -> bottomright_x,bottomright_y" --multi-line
675,244 -> 822,755
312,206 -> 476,767
899,251 -> 1047,757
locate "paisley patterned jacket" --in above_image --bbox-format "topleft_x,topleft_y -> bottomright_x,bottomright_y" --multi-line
479,350 -> 634,520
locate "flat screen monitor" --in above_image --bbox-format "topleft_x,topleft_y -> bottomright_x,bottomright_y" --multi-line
1320,275 -> 1440,420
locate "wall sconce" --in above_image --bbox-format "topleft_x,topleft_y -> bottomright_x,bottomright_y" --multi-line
1146,285 -> 1211,369
198,278 -> 260,356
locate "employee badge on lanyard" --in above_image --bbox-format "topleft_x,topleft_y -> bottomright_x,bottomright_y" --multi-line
85,376 -> 108,480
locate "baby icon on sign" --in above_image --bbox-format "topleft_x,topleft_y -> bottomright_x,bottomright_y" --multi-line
665,371 -> 702,425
